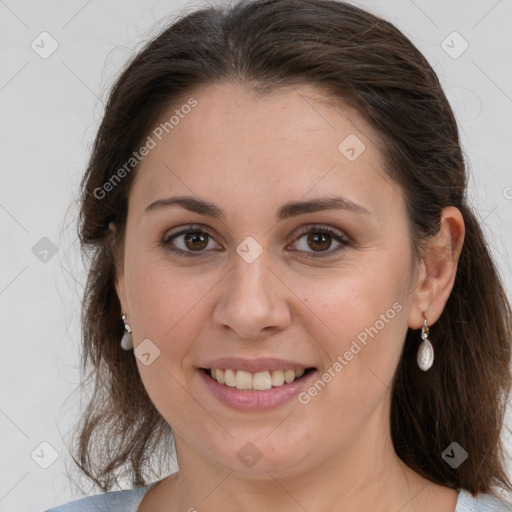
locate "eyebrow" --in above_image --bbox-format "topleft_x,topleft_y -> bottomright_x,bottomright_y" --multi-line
144,195 -> 372,219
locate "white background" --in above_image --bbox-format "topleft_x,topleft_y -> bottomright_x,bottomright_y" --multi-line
1,0 -> 511,510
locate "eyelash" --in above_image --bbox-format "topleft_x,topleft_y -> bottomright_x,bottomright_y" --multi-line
161,223 -> 349,259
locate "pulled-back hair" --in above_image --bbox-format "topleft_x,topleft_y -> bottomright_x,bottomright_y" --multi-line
73,0 -> 512,496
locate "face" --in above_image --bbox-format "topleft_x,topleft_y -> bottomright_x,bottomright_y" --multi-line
116,82 -> 420,478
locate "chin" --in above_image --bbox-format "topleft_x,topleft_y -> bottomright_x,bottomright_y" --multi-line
202,433 -> 316,477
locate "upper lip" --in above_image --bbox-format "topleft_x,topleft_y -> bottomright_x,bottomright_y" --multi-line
200,357 -> 314,373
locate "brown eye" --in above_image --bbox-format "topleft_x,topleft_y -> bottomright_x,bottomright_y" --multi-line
290,226 -> 349,258
184,232 -> 209,251
162,225 -> 222,257
307,232 -> 332,252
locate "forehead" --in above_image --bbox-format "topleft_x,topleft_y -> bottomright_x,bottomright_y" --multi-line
129,82 -> 401,219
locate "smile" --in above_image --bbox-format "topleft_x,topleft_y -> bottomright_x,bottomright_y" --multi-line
207,367 -> 312,391
199,365 -> 317,411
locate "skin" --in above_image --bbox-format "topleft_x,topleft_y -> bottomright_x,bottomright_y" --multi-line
114,82 -> 465,512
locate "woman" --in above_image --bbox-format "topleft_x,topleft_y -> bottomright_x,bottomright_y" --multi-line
45,0 -> 512,510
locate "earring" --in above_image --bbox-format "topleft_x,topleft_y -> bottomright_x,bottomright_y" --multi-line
120,314 -> 133,350
417,316 -> 434,371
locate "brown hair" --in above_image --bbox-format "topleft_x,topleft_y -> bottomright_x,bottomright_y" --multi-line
73,0 -> 512,496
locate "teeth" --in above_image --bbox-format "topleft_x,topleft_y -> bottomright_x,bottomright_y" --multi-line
215,368 -> 225,384
224,369 -> 236,387
271,369 -> 285,387
253,371 -> 272,391
208,368 -> 308,390
284,369 -> 296,383
235,370 -> 253,390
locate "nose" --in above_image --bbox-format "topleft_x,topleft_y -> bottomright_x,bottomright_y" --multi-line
212,251 -> 291,340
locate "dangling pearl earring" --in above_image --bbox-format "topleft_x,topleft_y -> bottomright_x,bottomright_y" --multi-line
417,316 -> 434,371
121,314 -> 133,350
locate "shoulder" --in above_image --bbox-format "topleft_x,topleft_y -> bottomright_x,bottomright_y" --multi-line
456,489 -> 512,512
43,484 -> 154,512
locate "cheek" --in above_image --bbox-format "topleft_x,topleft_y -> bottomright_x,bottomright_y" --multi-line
124,248 -> 222,355
124,254 -> 215,420
302,263 -> 408,340
293,258 -> 411,395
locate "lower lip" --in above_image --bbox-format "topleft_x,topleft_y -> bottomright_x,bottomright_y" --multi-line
199,369 -> 317,411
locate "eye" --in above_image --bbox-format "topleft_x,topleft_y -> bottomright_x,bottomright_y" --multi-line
161,223 -> 349,259
288,225 -> 349,258
161,224 -> 222,257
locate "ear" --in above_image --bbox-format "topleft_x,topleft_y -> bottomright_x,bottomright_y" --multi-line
408,206 -> 465,329
109,222 -> 129,315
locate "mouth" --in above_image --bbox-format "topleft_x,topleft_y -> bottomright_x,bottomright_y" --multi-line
202,367 -> 316,391
198,364 -> 318,411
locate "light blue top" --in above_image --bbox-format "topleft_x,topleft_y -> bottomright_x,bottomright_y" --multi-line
44,486 -> 512,511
